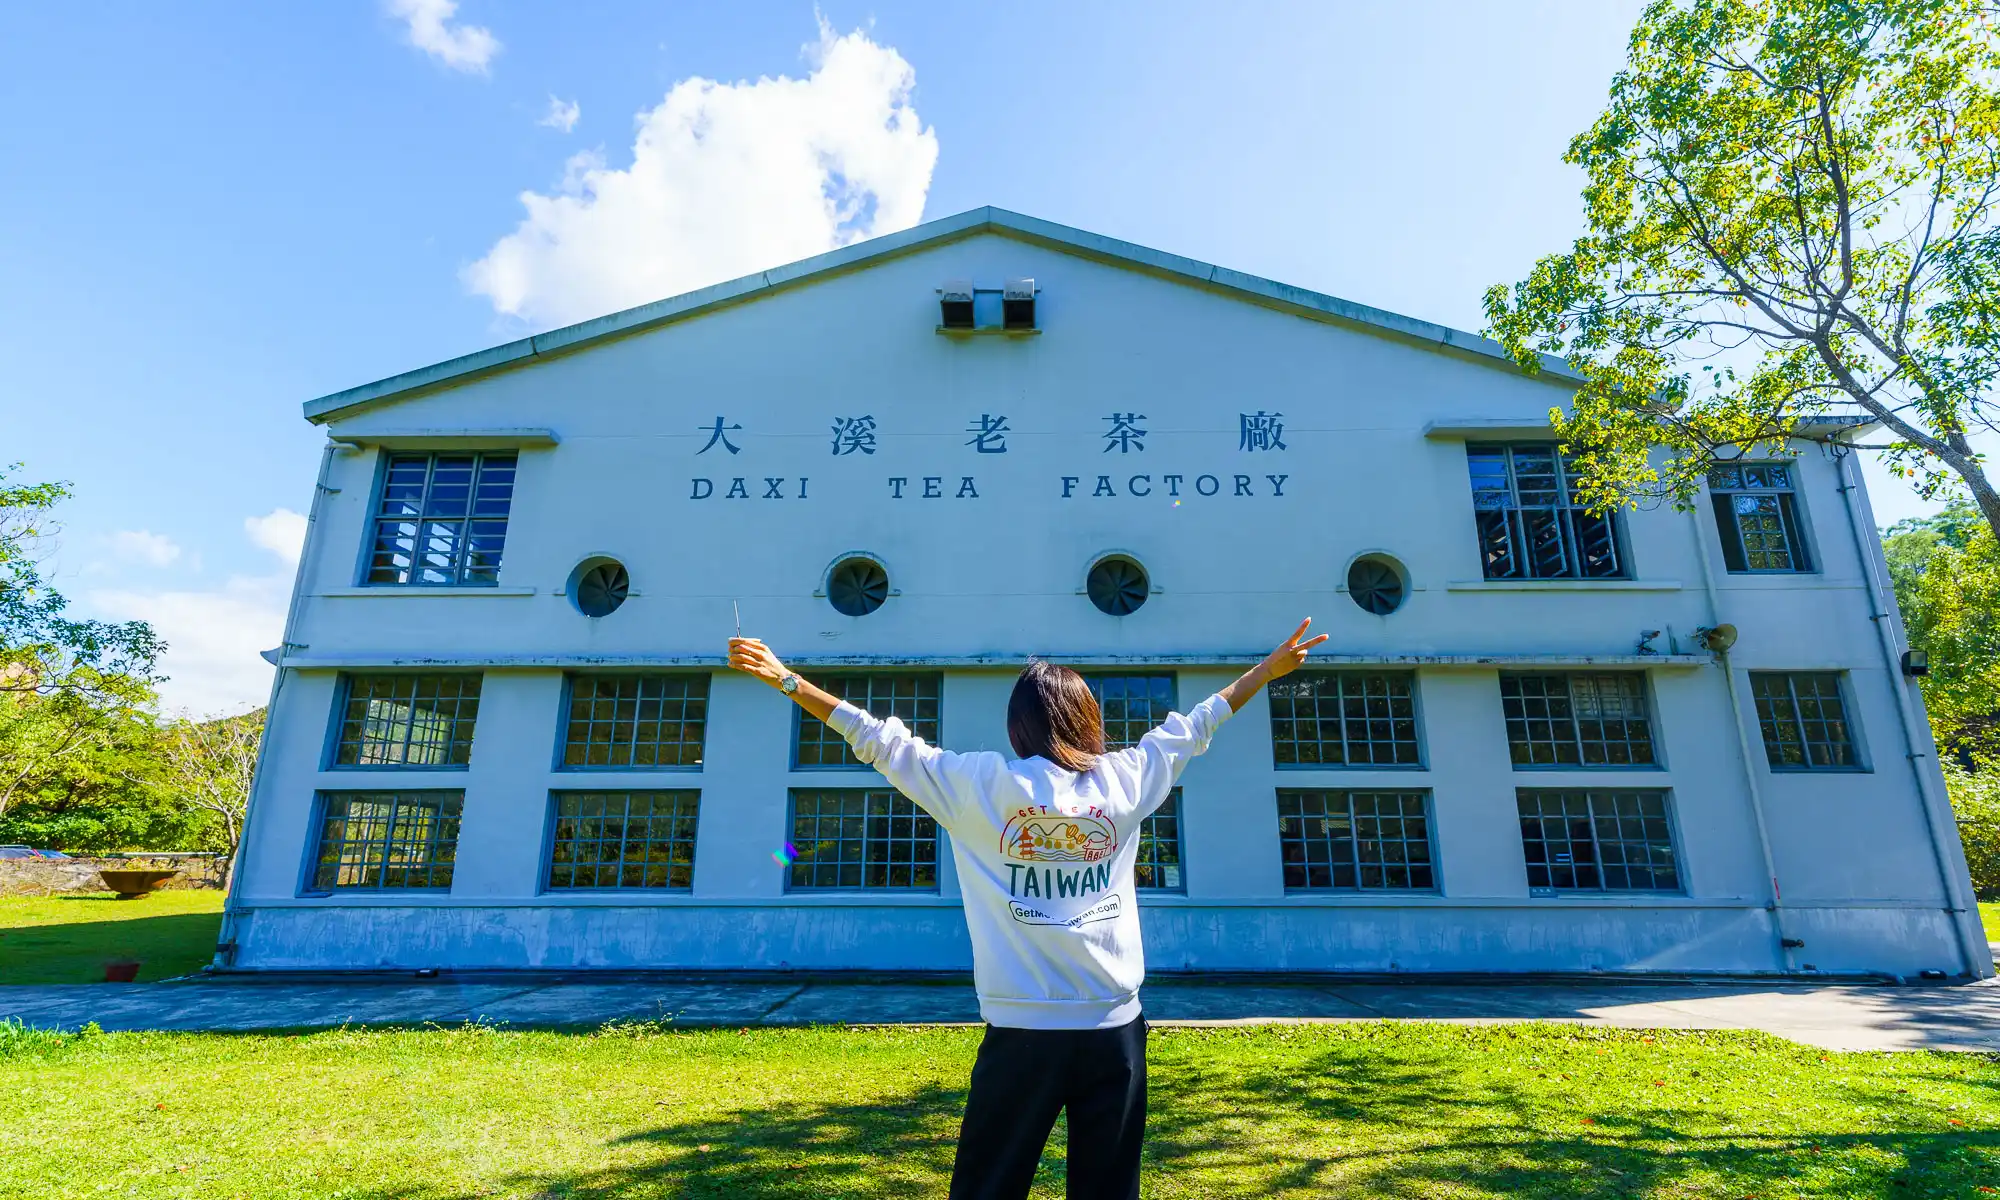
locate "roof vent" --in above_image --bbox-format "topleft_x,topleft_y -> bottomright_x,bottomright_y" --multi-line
1003,278 -> 1036,330
940,279 -> 975,329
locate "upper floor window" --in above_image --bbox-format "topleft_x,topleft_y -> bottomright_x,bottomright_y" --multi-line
1707,463 -> 1813,573
1500,672 -> 1656,768
332,673 -> 482,768
1268,671 -> 1422,767
560,674 -> 709,768
367,452 -> 517,586
1082,673 -> 1177,749
1467,443 -> 1626,580
1750,672 -> 1860,770
794,674 -> 941,768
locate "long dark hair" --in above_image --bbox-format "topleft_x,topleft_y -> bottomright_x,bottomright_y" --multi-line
1007,661 -> 1105,772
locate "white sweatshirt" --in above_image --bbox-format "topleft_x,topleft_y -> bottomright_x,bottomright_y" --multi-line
827,692 -> 1234,1030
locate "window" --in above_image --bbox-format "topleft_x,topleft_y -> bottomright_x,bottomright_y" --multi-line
787,789 -> 939,891
367,452 -> 517,586
794,674 -> 941,768
561,674 -> 708,768
1276,790 -> 1436,891
308,791 -> 462,892
1517,789 -> 1680,893
1499,673 -> 1656,767
1135,789 -> 1185,892
1268,671 -> 1422,767
545,791 -> 699,890
1466,443 -> 1626,580
1082,673 -> 1177,749
332,674 -> 482,768
1708,463 -> 1813,572
1751,672 -> 1860,770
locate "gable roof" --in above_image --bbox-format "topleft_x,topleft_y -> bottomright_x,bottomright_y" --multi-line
304,206 -> 1578,424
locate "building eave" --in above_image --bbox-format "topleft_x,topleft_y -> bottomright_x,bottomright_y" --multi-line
303,206 -> 1579,425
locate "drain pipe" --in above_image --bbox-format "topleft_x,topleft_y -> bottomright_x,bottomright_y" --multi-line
213,438 -> 347,969
1831,444 -> 1984,980
1687,503 -> 1796,973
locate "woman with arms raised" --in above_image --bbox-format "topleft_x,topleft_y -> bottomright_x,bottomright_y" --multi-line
727,619 -> 1328,1200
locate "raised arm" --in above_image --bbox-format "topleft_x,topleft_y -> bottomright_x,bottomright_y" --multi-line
1218,618 -> 1331,712
728,636 -> 992,827
728,637 -> 841,721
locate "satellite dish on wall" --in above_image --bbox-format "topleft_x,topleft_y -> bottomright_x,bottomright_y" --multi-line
1694,624 -> 1739,653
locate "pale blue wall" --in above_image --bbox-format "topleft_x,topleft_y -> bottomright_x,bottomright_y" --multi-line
227,230 -> 1982,979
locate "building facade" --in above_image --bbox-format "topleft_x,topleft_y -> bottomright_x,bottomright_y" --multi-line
220,208 -> 1988,980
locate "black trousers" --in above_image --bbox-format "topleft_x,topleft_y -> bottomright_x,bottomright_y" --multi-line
948,1015 -> 1147,1200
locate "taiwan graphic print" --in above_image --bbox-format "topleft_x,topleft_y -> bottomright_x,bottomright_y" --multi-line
1000,807 -> 1123,928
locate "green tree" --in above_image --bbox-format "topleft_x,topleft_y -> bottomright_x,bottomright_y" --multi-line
0,708 -> 201,853
1484,0 -> 2000,538
0,463 -> 163,822
1883,500 -> 2000,758
153,709 -> 263,882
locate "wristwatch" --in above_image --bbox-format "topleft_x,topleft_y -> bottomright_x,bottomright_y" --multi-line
780,674 -> 800,695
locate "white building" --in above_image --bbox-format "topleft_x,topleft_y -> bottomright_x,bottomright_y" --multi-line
219,208 -> 1988,981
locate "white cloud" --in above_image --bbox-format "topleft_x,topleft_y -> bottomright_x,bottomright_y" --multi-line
386,0 -> 500,74
539,95 -> 581,133
465,21 -> 938,327
245,508 -> 307,565
88,508 -> 307,718
107,530 -> 181,567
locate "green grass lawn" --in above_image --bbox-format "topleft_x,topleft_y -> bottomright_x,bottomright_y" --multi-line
1981,901 -> 2000,943
0,890 -> 225,984
4,1021 -> 1997,1198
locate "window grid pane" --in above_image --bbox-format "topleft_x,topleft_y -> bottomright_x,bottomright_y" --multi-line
1081,673 -> 1178,749
1276,790 -> 1436,892
1500,673 -> 1656,768
560,674 -> 710,768
1517,789 -> 1680,893
794,675 -> 942,768
788,789 -> 938,891
1750,672 -> 1857,769
1708,463 -> 1810,573
367,452 -> 517,586
311,792 -> 462,891
1134,789 -> 1185,892
1467,443 -> 1626,580
333,674 -> 482,767
1268,671 -> 1423,767
546,791 -> 700,890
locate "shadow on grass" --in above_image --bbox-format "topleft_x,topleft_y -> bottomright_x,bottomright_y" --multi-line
353,1037 -> 2000,1199
0,903 -> 222,985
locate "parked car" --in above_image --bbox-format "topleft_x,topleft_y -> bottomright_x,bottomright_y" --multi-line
0,845 -> 70,859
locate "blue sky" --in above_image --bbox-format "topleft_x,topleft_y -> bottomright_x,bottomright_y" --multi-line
0,1 -> 1967,713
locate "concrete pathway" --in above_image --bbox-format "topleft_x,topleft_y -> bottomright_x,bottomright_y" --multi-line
9,975 -> 2000,1052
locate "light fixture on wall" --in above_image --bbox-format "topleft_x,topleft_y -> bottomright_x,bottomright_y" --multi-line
1693,624 -> 1739,653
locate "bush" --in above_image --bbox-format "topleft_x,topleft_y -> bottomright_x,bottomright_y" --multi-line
1947,760 -> 2000,899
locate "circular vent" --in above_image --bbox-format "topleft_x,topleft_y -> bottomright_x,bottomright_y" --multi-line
1087,556 -> 1150,616
574,560 -> 630,618
1347,556 -> 1406,616
827,556 -> 890,617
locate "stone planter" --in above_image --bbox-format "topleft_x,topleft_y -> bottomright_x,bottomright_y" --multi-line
104,960 -> 142,983
98,869 -> 180,898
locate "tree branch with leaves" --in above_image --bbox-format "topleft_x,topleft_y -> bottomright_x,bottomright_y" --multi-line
1485,0 -> 2000,537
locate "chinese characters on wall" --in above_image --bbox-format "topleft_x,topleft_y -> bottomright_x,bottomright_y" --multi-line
688,411 -> 1288,500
